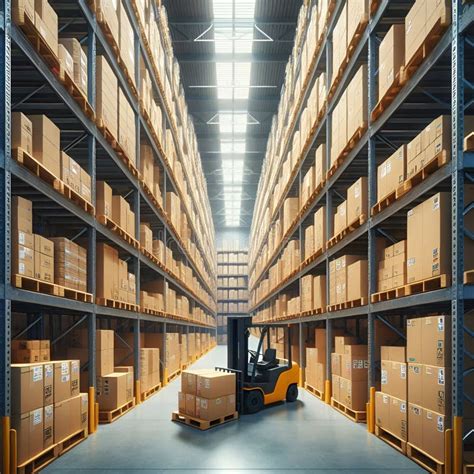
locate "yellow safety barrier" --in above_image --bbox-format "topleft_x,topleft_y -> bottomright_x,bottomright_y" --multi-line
95,402 -> 99,431
9,428 -> 16,474
135,380 -> 141,405
88,387 -> 95,434
2,416 -> 10,474
369,387 -> 375,434
298,367 -> 303,387
163,368 -> 169,387
454,416 -> 462,474
324,379 -> 331,404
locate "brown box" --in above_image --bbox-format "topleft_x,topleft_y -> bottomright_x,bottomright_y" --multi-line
29,115 -> 60,177
12,0 -> 35,25
408,363 -> 423,406
422,365 -> 450,415
378,24 -> 405,101
377,145 -> 406,202
43,404 -> 54,449
96,181 -> 113,218
408,402 -> 423,448
331,353 -> 341,376
196,371 -> 235,399
381,360 -> 407,400
347,177 -> 367,225
96,242 -> 119,300
96,56 -> 118,138
112,195 -> 129,230
334,336 -> 357,355
54,397 -> 74,443
12,408 -> 44,465
407,317 -> 422,363
421,315 -> 450,367
34,2 -> 58,55
375,391 -> 390,428
12,195 -> 33,233
422,408 -> 449,463
11,363 -> 44,414
195,396 -> 230,421
185,393 -> 195,416
53,361 -> 71,403
96,372 -> 128,410
12,112 -> 33,154
341,345 -> 368,382
58,43 -> 74,79
389,396 -> 408,441
406,200 -> 424,283
341,377 -> 367,411
42,361 -> 54,406
80,393 -> 88,430
314,206 -> 326,253
59,38 -> 87,95
347,260 -> 368,302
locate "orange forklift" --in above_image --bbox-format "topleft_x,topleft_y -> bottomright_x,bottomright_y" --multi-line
218,316 -> 299,414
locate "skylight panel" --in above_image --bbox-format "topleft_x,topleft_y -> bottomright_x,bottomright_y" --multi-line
213,0 -> 233,19
235,0 -> 256,19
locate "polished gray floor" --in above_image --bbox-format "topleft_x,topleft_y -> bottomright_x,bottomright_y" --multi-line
44,345 -> 424,473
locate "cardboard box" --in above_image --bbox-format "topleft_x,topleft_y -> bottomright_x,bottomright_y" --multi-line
59,38 -> 88,94
58,43 -> 74,79
381,360 -> 407,400
341,377 -> 367,411
331,353 -> 341,376
377,145 -> 406,202
29,115 -> 60,177
53,361 -> 71,403
195,396 -> 230,421
42,362 -> 54,406
34,2 -> 58,55
341,345 -> 368,382
43,404 -> 54,449
347,260 -> 368,302
422,408 -> 448,463
347,177 -> 367,225
12,112 -> 33,154
408,402 -> 423,448
12,195 -> 33,233
422,365 -> 450,415
334,336 -> 358,355
80,393 -> 88,430
375,391 -> 390,428
54,397 -> 76,443
196,371 -> 236,399
408,363 -> 423,406
12,408 -> 44,465
11,364 -> 44,414
96,56 -> 118,138
12,0 -> 35,25
185,393 -> 195,416
407,318 -> 422,363
97,181 -> 113,218
421,315 -> 450,367
96,242 -> 119,300
378,24 -> 405,100
96,372 -> 128,410
389,396 -> 408,441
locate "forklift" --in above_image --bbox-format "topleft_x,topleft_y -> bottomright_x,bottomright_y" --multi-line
220,316 -> 300,414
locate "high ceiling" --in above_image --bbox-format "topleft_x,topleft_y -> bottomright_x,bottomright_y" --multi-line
163,0 -> 302,230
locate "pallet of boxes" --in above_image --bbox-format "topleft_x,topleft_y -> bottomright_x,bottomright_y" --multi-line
173,369 -> 238,430
331,336 -> 368,422
11,341 -> 88,470
375,314 -> 471,472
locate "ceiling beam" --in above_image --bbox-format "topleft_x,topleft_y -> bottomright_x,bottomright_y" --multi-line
175,52 -> 290,63
185,97 -> 280,113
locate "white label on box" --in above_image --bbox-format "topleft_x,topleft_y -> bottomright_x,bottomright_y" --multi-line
33,408 -> 42,425
381,369 -> 387,385
44,364 -> 53,378
61,374 -> 70,383
438,317 -> 444,331
400,365 -> 407,379
205,379 -> 210,389
45,405 -> 53,419
437,416 -> 444,432
355,184 -> 360,198
383,394 -> 389,404
61,362 -> 69,375
19,262 -> 25,273
18,232 -> 25,244
201,399 -> 208,409
386,162 -> 392,174
438,368 -> 445,385
427,411 -> 433,420
433,196 -> 440,210
407,209 -> 414,217
407,258 -> 415,267
400,402 -> 407,413
413,365 -> 420,375
71,361 -> 79,373
33,366 -> 43,382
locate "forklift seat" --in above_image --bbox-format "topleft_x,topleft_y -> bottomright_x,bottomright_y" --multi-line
257,348 -> 278,371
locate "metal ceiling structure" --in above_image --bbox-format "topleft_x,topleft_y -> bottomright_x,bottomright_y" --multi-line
163,0 -> 302,230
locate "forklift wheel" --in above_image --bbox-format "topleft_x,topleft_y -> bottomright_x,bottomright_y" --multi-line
286,384 -> 298,402
244,389 -> 264,414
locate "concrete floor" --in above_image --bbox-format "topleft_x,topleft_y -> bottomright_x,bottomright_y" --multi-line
44,345 -> 424,474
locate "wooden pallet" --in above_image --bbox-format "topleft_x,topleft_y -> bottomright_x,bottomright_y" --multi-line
370,0 -> 381,16
13,274 -> 62,297
141,305 -> 166,317
99,398 -> 135,424
331,398 -> 366,423
407,443 -> 446,474
95,7 -> 120,57
328,15 -> 369,101
111,138 -> 140,179
301,246 -> 325,268
465,132 -> 474,151
400,150 -> 449,195
96,297 -> 139,312
327,214 -> 367,248
171,411 -> 238,431
97,214 -> 140,249
371,274 -> 450,303
58,68 -> 95,120
62,286 -> 93,303
400,16 -> 450,86
371,184 -> 407,216
327,297 -> 368,312
55,180 -> 95,215
13,147 -> 61,188
167,368 -> 181,383
140,178 -> 164,213
300,307 -> 325,318
326,123 -> 368,180
140,382 -> 162,402
96,118 -> 118,148
375,425 -> 407,455
371,67 -> 405,122
17,428 -> 88,474
304,382 -> 324,400
15,13 -> 60,71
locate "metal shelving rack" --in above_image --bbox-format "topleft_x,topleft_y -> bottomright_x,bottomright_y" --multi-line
217,249 -> 249,345
248,0 -> 474,469
0,0 -> 218,443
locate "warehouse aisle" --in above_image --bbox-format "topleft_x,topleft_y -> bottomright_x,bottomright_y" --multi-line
44,346 -> 423,473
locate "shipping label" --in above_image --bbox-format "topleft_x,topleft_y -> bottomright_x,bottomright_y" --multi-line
33,366 -> 43,382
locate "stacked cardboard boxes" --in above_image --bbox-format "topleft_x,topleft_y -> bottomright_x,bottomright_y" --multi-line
118,88 -> 136,165
377,240 -> 406,291
407,315 -> 453,462
12,340 -> 50,363
51,237 -> 87,292
112,193 -> 136,238
96,56 -> 118,138
329,255 -> 368,305
59,38 -> 88,95
138,348 -> 160,393
178,369 -> 236,421
30,114 -> 60,177
11,357 -> 87,465
377,145 -> 406,202
331,336 -> 368,412
305,329 -> 329,393
34,0 -> 58,55
60,152 -> 92,202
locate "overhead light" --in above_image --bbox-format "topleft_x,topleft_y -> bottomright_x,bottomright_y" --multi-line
221,139 -> 246,153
